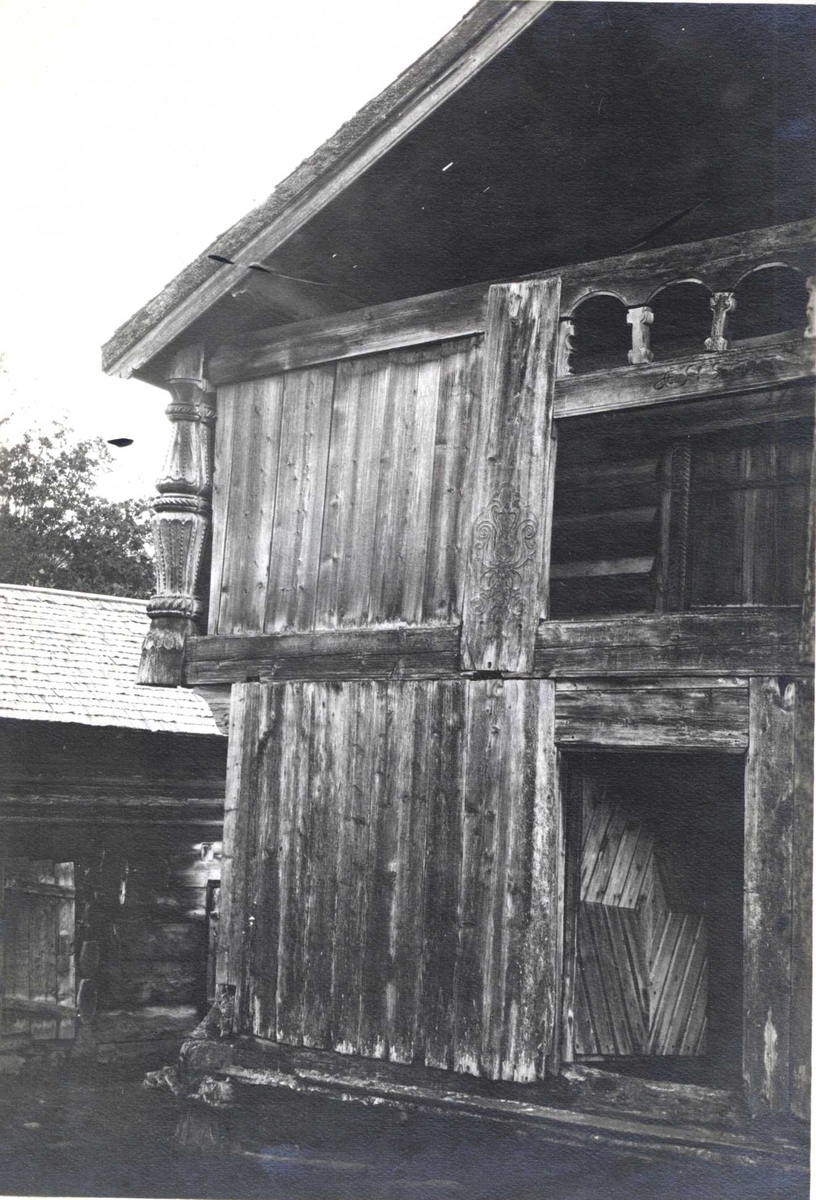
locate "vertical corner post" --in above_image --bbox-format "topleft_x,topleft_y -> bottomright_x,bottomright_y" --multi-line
461,276 -> 561,674
705,291 -> 736,352
744,677 -> 799,1116
138,344 -> 216,686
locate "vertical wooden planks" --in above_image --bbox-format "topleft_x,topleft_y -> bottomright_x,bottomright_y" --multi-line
230,677 -> 561,1082
387,686 -> 433,1063
454,680 -> 502,1076
790,677 -> 813,1120
744,677 -> 795,1114
501,680 -> 558,1081
330,682 -> 387,1052
300,684 -> 343,1048
246,687 -> 284,1041
216,378 -> 286,634
316,358 -> 391,628
461,278 -> 561,673
420,682 -> 466,1070
422,340 -> 481,625
218,684 -> 263,1011
208,386 -> 236,634
274,684 -> 313,1045
454,680 -> 558,1080
264,366 -> 336,633
368,351 -> 441,625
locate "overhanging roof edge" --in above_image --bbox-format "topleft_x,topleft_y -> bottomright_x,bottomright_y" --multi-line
101,1 -> 550,381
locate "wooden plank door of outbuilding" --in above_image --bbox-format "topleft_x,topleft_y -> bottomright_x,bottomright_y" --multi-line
1,860 -> 77,1041
219,679 -> 560,1082
567,774 -> 709,1062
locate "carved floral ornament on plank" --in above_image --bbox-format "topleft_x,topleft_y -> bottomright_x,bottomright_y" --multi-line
470,483 -> 538,623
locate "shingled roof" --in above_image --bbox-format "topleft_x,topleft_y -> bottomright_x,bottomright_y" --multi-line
0,585 -> 220,735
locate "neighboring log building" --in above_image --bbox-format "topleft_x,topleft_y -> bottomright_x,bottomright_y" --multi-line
0,585 -> 226,1070
102,1 -> 814,1172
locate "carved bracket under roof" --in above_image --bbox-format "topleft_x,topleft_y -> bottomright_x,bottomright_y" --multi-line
138,345 -> 215,687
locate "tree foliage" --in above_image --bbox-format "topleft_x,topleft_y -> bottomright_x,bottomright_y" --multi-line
0,423 -> 154,597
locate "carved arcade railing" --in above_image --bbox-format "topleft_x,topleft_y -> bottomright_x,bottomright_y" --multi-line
555,227 -> 816,379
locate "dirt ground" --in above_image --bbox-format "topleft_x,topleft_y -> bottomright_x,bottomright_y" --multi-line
0,1058 -> 808,1200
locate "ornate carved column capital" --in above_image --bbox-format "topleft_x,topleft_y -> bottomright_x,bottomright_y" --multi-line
138,345 -> 215,686
705,291 -> 736,352
627,305 -> 654,365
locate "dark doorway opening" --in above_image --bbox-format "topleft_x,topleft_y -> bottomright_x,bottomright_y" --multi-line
562,751 -> 745,1088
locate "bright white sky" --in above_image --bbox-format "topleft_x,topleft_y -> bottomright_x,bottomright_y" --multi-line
0,0 -> 468,500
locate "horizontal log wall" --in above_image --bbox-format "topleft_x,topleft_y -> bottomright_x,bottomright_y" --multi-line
1,822 -> 221,1060
221,679 -> 558,1082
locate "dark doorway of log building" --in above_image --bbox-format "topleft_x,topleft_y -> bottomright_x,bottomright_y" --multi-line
562,751 -> 744,1088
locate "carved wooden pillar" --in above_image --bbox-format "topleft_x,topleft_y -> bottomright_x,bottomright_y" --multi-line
705,291 -> 736,352
627,306 -> 653,364
461,277 -> 561,674
556,318 -> 575,377
138,345 -> 215,686
805,276 -> 816,340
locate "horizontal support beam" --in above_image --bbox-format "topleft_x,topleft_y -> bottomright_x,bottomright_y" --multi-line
185,625 -> 461,685
208,285 -> 486,383
185,612 -> 803,684
554,341 -> 814,419
536,609 -> 802,677
554,680 -> 749,750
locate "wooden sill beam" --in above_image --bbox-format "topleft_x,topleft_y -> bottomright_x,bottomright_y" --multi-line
180,1036 -> 807,1169
555,340 -> 814,419
183,610 -> 802,684
535,609 -> 802,677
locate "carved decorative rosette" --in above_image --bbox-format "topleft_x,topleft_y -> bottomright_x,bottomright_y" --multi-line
470,482 -> 538,625
139,348 -> 215,685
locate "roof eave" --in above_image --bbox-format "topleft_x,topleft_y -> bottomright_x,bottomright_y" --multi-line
101,0 -> 551,382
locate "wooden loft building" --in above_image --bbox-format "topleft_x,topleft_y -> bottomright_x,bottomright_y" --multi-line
0,586 -> 227,1069
103,1 -> 814,1169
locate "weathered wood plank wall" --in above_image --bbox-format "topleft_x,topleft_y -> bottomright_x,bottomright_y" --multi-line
743,677 -> 812,1116
210,337 -> 480,636
221,680 -> 558,1082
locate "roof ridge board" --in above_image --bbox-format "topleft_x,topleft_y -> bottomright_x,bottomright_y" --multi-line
101,1 -> 549,380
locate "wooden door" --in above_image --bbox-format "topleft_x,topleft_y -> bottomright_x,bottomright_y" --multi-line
570,778 -> 708,1059
1,860 -> 77,1041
